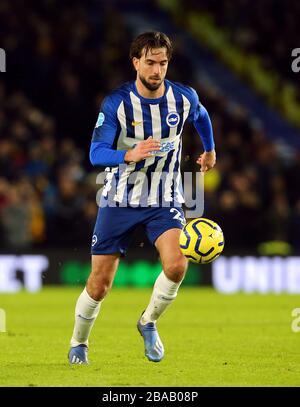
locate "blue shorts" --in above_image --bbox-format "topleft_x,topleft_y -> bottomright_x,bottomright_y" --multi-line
91,206 -> 185,256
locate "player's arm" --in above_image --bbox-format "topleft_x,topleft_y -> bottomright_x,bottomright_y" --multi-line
90,95 -> 127,166
90,97 -> 160,166
194,105 -> 216,172
188,88 -> 216,172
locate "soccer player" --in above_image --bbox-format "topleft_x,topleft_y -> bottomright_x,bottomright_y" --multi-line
68,32 -> 216,364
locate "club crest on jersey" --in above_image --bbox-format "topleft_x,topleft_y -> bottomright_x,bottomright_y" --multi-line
95,112 -> 105,128
166,112 -> 180,128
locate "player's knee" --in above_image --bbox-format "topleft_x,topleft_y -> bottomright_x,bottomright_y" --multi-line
164,257 -> 188,283
87,277 -> 112,301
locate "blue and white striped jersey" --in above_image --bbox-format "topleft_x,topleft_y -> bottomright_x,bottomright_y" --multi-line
91,79 -> 214,207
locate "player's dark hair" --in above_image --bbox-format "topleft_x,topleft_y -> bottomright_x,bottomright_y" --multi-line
129,31 -> 173,61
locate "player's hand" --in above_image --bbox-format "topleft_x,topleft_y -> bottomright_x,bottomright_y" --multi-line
196,149 -> 216,172
124,137 -> 161,163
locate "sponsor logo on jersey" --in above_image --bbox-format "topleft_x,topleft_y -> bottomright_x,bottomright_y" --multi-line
159,140 -> 175,152
95,112 -> 105,128
166,112 -> 180,127
149,140 -> 175,155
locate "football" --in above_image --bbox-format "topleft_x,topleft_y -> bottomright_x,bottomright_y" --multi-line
179,218 -> 224,264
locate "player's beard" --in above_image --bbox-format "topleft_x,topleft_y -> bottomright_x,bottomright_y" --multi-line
139,74 -> 164,91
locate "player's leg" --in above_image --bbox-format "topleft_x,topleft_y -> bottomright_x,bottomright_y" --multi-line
71,254 -> 119,344
137,207 -> 187,362
69,254 -> 119,364
141,228 -> 188,324
86,254 -> 120,300
68,205 -> 138,364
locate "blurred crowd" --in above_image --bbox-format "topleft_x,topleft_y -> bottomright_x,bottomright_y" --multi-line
185,85 -> 300,251
184,0 -> 300,101
0,84 -> 98,249
0,0 -> 300,252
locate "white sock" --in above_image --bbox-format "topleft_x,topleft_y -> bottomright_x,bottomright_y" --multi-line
141,271 -> 183,324
70,287 -> 101,347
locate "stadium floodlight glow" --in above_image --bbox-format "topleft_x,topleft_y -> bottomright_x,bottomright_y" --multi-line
0,48 -> 6,72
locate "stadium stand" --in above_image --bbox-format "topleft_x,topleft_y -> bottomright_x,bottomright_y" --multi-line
0,0 -> 299,253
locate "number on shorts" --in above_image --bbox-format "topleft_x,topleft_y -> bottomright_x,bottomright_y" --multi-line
170,208 -> 185,225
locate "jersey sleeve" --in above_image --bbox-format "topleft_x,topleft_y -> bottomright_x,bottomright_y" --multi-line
187,87 -> 215,152
92,95 -> 118,143
90,96 -> 126,166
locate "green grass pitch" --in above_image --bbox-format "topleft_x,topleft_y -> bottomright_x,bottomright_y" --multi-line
0,287 -> 300,387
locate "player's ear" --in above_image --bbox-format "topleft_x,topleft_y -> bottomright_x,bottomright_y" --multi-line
132,57 -> 139,72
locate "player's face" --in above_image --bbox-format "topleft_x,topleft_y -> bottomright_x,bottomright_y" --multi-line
133,47 -> 169,91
